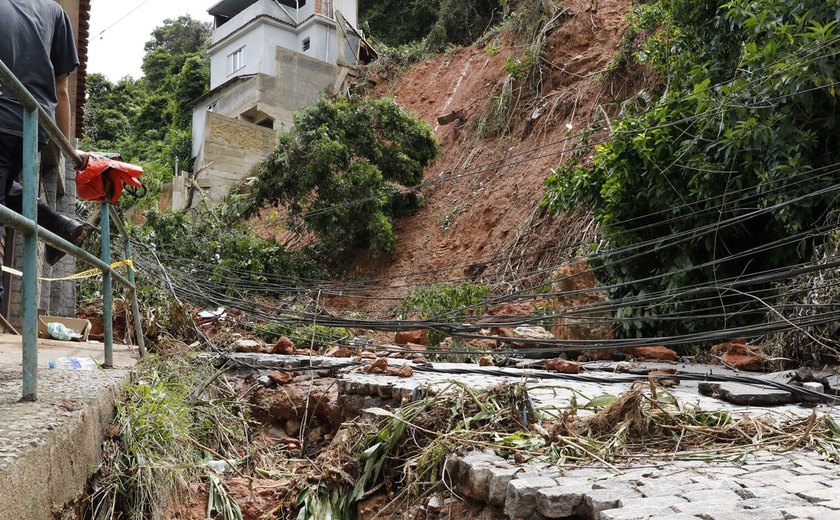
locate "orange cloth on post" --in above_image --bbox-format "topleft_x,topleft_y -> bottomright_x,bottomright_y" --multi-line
76,156 -> 143,205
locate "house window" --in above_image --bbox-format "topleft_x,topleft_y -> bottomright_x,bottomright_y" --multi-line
302,38 -> 311,52
227,47 -> 245,75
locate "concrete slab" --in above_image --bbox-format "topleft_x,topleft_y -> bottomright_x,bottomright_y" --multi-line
0,333 -> 138,368
0,334 -> 137,518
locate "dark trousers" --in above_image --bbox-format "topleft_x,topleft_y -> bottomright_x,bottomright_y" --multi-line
0,132 -> 78,304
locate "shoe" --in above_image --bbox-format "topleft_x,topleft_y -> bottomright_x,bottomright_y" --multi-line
45,222 -> 95,266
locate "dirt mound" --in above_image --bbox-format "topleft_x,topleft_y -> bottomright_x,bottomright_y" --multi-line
334,0 -> 637,313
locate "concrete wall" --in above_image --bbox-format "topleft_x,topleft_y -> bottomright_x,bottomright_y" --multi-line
211,0 -> 294,45
193,46 -> 337,159
193,75 -> 263,156
299,18 -> 337,64
274,46 -> 338,121
208,0 -> 353,89
333,0 -> 358,28
195,112 -> 276,205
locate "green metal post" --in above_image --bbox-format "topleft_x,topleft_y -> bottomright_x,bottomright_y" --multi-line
101,203 -> 113,367
124,239 -> 146,355
21,107 -> 39,402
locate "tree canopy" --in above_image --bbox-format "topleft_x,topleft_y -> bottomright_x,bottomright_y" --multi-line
82,15 -> 210,208
250,97 -> 438,261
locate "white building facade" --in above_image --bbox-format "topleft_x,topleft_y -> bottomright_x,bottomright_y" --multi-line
173,0 -> 366,210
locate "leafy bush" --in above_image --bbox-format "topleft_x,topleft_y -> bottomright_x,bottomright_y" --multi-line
136,199 -> 327,292
249,97 -> 438,262
544,0 -> 840,337
400,281 -> 490,345
89,354 -> 246,519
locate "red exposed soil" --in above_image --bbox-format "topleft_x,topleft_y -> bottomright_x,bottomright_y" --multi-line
329,0 -> 637,314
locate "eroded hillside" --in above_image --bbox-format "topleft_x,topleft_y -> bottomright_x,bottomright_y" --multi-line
339,0 -> 637,311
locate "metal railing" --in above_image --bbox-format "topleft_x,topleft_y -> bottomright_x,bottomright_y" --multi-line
0,59 -> 145,402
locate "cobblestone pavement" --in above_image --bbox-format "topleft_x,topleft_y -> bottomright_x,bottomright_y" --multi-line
228,353 -> 839,421
447,449 -> 840,519
228,353 -> 840,519
0,364 -> 130,472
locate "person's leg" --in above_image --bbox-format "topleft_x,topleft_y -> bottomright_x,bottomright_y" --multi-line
0,134 -> 24,305
6,180 -> 82,236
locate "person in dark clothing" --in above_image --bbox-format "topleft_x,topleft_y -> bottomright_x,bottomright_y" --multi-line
0,0 -> 91,303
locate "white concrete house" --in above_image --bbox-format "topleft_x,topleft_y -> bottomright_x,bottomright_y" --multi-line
171,0 -> 370,210
208,0 -> 359,89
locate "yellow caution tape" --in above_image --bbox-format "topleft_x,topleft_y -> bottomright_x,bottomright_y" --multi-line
1,259 -> 135,281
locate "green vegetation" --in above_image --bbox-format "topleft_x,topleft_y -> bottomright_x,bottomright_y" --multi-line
249,97 -> 438,262
400,281 -> 490,345
136,202 -> 328,288
360,0 -> 506,49
82,16 -> 210,209
253,322 -> 352,349
544,0 -> 840,337
88,353 -> 247,519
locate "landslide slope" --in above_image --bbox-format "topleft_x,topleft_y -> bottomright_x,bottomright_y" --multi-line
343,0 -> 638,310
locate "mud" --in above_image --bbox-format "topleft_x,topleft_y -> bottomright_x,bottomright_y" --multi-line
329,0 -> 639,313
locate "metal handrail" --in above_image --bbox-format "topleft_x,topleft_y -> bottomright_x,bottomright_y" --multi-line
0,59 -> 145,402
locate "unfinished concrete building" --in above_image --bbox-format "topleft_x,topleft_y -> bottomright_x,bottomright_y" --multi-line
173,0 -> 372,209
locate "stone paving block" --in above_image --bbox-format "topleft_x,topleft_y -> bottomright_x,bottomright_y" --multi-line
745,469 -> 799,483
636,482 -> 687,498
700,465 -> 750,477
798,487 -> 840,503
462,463 -> 493,501
702,509 -> 785,520
599,506 -> 679,520
774,476 -> 831,494
673,499 -> 744,516
781,505 -> 840,520
736,482 -> 780,498
535,485 -> 588,518
505,477 -> 557,519
582,488 -> 626,514
487,466 -> 520,506
682,489 -> 742,503
645,515 -> 699,520
617,495 -> 688,509
740,494 -> 812,510
686,477 -> 744,491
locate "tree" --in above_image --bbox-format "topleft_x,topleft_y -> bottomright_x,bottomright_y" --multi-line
250,97 -> 438,261
83,16 -> 210,208
173,55 -> 210,130
144,15 -> 211,56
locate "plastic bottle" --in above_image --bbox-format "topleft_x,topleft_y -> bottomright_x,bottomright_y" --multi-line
48,356 -> 98,370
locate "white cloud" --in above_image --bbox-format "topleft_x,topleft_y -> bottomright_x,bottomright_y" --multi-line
87,0 -> 214,81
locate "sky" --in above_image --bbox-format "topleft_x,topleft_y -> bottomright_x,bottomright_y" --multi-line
87,0 -> 215,81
